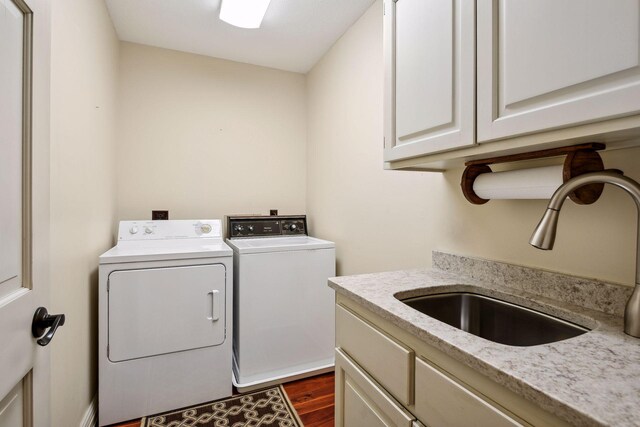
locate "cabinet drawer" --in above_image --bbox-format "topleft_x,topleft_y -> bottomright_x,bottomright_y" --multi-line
336,349 -> 415,427
415,357 -> 525,427
336,304 -> 414,405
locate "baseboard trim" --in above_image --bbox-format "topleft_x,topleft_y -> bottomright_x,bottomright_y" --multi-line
80,395 -> 97,427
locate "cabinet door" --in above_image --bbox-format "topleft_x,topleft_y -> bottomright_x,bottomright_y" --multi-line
384,0 -> 475,161
477,0 -> 640,142
335,349 -> 414,427
414,357 -> 525,427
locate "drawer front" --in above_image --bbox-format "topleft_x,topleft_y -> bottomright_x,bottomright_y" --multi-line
415,357 -> 525,427
336,349 -> 414,427
336,304 -> 414,405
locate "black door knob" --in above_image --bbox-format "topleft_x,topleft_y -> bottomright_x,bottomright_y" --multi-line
32,307 -> 65,346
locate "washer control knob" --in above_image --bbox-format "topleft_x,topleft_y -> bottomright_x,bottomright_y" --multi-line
234,225 -> 244,233
129,226 -> 139,235
200,224 -> 212,234
247,225 -> 254,232
290,224 -> 298,231
144,226 -> 153,234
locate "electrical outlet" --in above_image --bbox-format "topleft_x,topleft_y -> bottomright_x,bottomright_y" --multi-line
152,210 -> 169,220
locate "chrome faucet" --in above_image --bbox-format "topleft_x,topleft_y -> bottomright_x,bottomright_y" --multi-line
530,170 -> 640,338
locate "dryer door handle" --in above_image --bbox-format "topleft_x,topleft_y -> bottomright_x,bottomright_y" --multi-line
208,290 -> 220,322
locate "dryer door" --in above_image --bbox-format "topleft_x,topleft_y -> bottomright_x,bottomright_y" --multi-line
107,264 -> 226,362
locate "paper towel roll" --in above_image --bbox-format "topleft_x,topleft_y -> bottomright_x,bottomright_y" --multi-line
472,165 -> 564,200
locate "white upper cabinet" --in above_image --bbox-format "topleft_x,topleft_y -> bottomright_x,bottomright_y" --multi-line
384,0 -> 476,162
477,0 -> 640,142
386,0 -> 640,169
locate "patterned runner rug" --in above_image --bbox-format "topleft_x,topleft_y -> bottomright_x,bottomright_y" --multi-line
141,385 -> 302,427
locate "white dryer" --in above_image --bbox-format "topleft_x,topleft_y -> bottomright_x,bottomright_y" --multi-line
226,215 -> 335,392
98,220 -> 232,426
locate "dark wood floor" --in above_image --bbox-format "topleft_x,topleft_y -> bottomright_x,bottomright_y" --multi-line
110,372 -> 335,427
283,372 -> 335,427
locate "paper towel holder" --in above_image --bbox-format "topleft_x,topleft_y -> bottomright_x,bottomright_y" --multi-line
461,143 -> 610,205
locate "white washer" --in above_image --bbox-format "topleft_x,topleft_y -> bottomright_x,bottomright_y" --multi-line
226,215 -> 335,392
98,220 -> 232,426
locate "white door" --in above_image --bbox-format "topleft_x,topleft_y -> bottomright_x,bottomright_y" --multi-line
0,0 -> 53,426
383,0 -> 475,162
477,0 -> 640,142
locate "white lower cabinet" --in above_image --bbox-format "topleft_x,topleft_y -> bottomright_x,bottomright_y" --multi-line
335,349 -> 415,427
414,357 -> 524,427
335,298 -> 570,427
335,304 -> 414,405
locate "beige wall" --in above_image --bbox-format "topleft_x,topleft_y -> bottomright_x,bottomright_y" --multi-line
307,0 -> 640,287
306,1 -> 435,275
44,2 -> 640,424
116,43 -> 307,220
50,0 -> 119,425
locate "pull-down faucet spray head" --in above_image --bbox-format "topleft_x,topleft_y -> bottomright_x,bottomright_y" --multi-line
529,170 -> 640,338
529,209 -> 560,250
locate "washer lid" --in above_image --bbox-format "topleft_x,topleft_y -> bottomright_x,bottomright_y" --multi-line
225,236 -> 335,254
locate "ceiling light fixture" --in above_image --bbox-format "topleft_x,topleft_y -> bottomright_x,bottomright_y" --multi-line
219,0 -> 272,29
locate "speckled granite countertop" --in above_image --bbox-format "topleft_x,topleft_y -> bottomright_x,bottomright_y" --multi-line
328,252 -> 640,427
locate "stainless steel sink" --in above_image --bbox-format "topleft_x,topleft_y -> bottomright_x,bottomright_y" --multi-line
399,292 -> 589,346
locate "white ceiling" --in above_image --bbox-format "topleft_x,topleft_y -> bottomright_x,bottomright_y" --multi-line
105,0 -> 375,73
